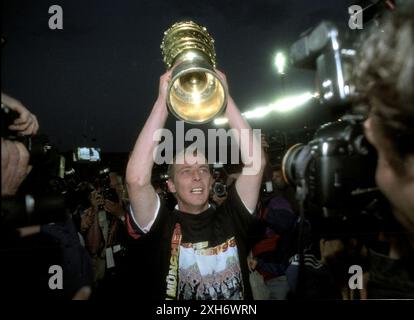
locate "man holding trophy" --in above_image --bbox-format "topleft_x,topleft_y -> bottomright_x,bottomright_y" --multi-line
126,21 -> 265,300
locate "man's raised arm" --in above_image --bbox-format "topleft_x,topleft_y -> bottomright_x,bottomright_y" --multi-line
126,71 -> 170,228
217,71 -> 266,213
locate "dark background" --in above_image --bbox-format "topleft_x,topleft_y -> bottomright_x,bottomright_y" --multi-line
2,0 -> 356,159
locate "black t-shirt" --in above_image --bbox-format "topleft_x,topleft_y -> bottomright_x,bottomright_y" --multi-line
127,185 -> 255,300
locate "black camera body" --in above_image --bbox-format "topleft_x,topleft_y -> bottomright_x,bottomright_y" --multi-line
1,103 -> 54,166
97,168 -> 119,204
282,20 -> 380,220
212,164 -> 227,198
283,115 -> 378,218
59,168 -> 94,211
1,104 -> 75,228
213,181 -> 227,198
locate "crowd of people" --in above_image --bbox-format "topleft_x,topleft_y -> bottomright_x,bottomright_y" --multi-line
1,2 -> 414,300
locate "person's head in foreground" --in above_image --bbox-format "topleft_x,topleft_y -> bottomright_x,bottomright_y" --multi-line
354,2 -> 414,239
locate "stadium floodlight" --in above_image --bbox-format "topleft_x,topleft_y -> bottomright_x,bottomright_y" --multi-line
274,52 -> 287,75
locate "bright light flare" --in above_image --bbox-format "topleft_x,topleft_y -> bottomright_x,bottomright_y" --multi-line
269,92 -> 316,113
274,52 -> 287,75
213,92 -> 317,126
213,117 -> 229,125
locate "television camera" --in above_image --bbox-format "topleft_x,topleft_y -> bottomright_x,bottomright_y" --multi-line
281,19 -> 388,235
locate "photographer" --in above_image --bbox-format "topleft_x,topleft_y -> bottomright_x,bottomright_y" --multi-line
1,93 -> 38,197
210,164 -> 229,208
1,93 -> 93,300
353,2 -> 414,298
81,170 -> 128,297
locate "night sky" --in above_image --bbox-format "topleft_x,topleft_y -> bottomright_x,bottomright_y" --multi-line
2,0 -> 355,153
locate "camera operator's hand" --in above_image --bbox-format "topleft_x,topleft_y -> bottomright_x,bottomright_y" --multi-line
1,138 -> 32,196
90,191 -> 105,212
1,93 -> 39,136
247,254 -> 258,272
80,207 -> 95,233
103,199 -> 124,219
319,238 -> 345,265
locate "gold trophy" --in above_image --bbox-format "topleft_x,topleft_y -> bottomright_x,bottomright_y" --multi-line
161,21 -> 227,124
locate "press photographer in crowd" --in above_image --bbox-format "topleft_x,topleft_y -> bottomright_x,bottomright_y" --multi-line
1,92 -> 93,300
80,168 -> 129,298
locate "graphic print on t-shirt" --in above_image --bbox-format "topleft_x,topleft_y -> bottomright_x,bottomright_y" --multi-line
177,236 -> 244,300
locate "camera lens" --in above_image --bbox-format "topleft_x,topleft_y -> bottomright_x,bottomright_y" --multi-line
281,143 -> 305,186
213,182 -> 226,198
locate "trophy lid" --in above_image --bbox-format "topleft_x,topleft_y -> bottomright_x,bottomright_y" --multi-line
161,21 -> 216,69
